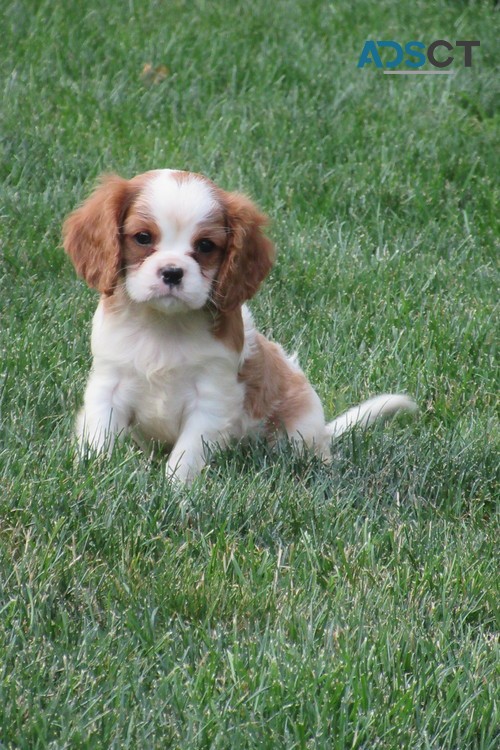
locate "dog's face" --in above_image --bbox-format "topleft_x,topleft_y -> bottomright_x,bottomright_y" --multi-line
63,169 -> 274,313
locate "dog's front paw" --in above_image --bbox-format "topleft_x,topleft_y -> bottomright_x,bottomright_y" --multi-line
165,452 -> 205,485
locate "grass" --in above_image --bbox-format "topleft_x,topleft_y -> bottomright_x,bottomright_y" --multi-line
0,0 -> 499,747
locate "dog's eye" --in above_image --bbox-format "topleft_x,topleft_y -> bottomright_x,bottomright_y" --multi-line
134,231 -> 153,246
195,238 -> 216,254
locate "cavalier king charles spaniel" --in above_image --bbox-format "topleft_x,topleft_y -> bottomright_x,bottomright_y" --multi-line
63,169 -> 416,483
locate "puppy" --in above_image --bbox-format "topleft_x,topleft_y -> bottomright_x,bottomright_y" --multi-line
63,169 -> 416,482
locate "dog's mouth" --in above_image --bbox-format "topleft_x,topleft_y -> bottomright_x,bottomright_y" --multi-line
139,282 -> 209,314
144,293 -> 193,315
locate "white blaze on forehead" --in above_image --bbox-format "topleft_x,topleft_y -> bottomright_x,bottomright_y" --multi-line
142,169 -> 218,231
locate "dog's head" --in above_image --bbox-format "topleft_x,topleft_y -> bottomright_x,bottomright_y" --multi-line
63,169 -> 275,314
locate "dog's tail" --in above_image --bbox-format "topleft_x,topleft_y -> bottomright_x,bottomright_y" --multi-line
325,393 -> 417,440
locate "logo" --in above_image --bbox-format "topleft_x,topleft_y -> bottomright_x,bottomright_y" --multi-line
357,40 -> 480,74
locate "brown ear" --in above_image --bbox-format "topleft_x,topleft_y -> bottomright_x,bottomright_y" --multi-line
63,174 -> 135,295
215,191 -> 275,312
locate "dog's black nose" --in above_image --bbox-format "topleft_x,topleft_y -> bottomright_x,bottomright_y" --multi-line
161,266 -> 184,286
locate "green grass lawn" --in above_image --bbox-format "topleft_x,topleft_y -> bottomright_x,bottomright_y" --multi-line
1,0 -> 498,747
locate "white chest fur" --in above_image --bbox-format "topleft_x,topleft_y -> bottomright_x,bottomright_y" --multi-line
86,299 -> 245,446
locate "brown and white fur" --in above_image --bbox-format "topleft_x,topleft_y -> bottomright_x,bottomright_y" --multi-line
63,169 -> 416,483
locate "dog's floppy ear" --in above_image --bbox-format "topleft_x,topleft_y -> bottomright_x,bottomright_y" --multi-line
215,191 -> 275,312
63,174 -> 135,295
